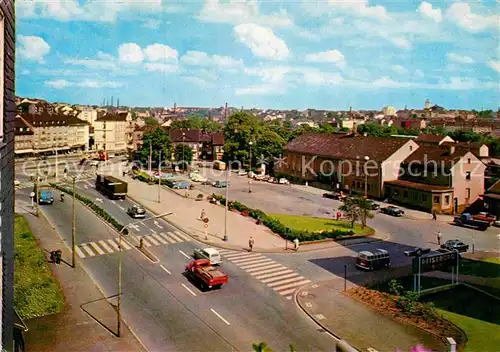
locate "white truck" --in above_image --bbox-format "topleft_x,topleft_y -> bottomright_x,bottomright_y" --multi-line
193,247 -> 222,265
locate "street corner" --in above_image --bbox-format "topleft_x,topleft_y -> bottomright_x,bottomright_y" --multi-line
295,282 -> 327,320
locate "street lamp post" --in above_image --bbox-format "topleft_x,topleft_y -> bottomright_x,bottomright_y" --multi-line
249,141 -> 253,171
182,132 -> 186,173
364,156 -> 370,198
223,167 -> 229,242
117,211 -> 173,337
72,176 -> 76,268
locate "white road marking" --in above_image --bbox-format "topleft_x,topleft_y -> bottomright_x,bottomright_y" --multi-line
90,242 -> 105,255
107,239 -> 120,251
217,249 -> 233,254
146,236 -> 160,246
119,206 -> 125,211
95,198 -> 103,203
111,200 -> 116,204
119,240 -> 131,250
168,232 -> 184,242
255,269 -> 293,280
210,309 -> 230,325
179,250 -> 190,259
267,276 -> 306,288
261,273 -> 299,284
128,223 -> 140,231
152,233 -> 168,244
174,231 -> 191,242
160,232 -> 177,244
181,283 -> 197,297
160,264 -> 171,275
149,228 -> 157,234
231,255 -> 266,264
154,221 -> 163,229
81,244 -> 96,257
238,259 -> 274,270
224,253 -> 261,261
245,263 -> 283,273
84,185 -> 88,189
251,266 -> 289,277
75,246 -> 86,258
273,280 -> 311,293
98,240 -> 114,253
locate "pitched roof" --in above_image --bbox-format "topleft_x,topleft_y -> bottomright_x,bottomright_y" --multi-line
169,128 -> 224,145
284,133 -> 410,162
385,180 -> 452,192
486,179 -> 500,195
415,134 -> 448,143
19,112 -> 89,126
403,145 -> 469,166
440,141 -> 486,149
96,112 -> 129,122
14,116 -> 34,135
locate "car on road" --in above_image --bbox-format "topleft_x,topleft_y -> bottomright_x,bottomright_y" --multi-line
127,204 -> 146,218
213,180 -> 230,188
193,247 -> 222,265
35,190 -> 54,205
404,247 -> 431,257
472,212 -> 496,224
440,239 -> 469,253
172,181 -> 190,189
381,205 -> 404,217
267,177 -> 275,183
367,200 -> 380,210
185,259 -> 228,290
322,192 -> 346,200
355,249 -> 391,271
89,160 -> 99,167
278,178 -> 289,185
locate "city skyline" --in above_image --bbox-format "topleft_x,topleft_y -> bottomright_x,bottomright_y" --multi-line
16,0 -> 499,110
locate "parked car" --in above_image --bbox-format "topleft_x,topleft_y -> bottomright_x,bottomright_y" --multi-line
472,212 -> 496,223
202,180 -> 215,186
214,180 -> 230,188
267,177 -> 275,183
14,179 -> 21,187
278,178 -> 289,185
440,240 -> 469,253
404,247 -> 431,257
127,204 -> 146,218
172,182 -> 190,189
381,206 -> 404,217
454,213 -> 490,231
367,201 -> 380,210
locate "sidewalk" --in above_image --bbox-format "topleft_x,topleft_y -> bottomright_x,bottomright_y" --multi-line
296,277 -> 445,352
114,172 -> 384,253
21,212 -> 144,352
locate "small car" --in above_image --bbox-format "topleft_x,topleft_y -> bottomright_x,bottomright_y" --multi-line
237,170 -> 247,176
267,177 -> 275,183
404,247 -> 431,257
127,204 -> 146,218
440,239 -> 469,253
14,179 -> 21,187
356,249 -> 391,271
214,181 -> 230,188
381,206 -> 404,217
367,201 -> 380,210
278,178 -> 289,185
172,182 -> 190,189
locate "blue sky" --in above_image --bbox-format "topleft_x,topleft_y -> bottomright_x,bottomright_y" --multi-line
16,0 -> 499,110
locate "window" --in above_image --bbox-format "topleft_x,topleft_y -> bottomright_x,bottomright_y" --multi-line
422,194 -> 427,202
403,191 -> 408,198
434,196 -> 440,204
466,188 -> 471,199
445,195 -> 450,204
466,172 -> 471,180
468,158 -> 471,164
409,145 -> 413,151
351,180 -> 355,187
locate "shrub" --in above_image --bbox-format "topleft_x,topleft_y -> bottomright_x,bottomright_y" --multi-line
389,279 -> 404,296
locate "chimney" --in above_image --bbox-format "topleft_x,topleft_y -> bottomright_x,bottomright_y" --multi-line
449,145 -> 455,155
352,121 -> 357,135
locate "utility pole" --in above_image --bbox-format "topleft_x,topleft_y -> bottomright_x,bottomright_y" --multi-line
35,174 -> 39,217
72,176 -> 76,268
158,150 -> 161,203
223,167 -> 229,241
55,143 -> 59,182
148,141 -> 152,175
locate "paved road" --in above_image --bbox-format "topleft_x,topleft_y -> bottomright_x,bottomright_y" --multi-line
195,169 -> 499,252
16,184 -> 337,351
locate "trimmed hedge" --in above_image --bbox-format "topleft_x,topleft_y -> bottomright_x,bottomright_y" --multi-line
50,183 -> 125,233
134,172 -> 175,188
211,194 -> 354,242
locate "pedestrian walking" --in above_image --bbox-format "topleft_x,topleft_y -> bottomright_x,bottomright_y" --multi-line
336,211 -> 341,221
249,236 -> 255,252
200,209 -> 206,220
436,231 -> 442,245
432,210 -> 437,220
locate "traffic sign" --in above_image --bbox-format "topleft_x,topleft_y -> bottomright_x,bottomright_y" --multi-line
203,217 -> 209,223
30,192 -> 35,198
412,251 -> 458,274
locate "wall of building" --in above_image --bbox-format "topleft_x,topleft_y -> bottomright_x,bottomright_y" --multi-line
381,140 -> 419,197
451,152 -> 485,208
0,1 -> 15,349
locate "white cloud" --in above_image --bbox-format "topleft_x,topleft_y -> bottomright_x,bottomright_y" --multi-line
389,37 -> 412,50
300,68 -> 343,85
118,43 -> 144,64
415,69 -> 425,78
45,78 -> 123,89
305,50 -> 346,68
144,63 -> 179,73
234,23 -> 289,60
370,76 -> 412,88
64,57 -> 117,70
446,3 -> 499,32
435,76 -> 496,90
446,53 -> 474,64
180,51 -> 243,69
327,0 -> 390,21
487,60 -> 500,73
196,0 -> 293,28
418,2 -> 442,22
18,35 -> 51,62
20,69 -> 31,75
142,19 -> 161,29
144,44 -> 178,62
391,65 -> 409,74
235,84 -> 284,95
244,66 -> 292,83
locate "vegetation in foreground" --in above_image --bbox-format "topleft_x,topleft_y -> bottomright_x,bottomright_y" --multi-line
14,215 -> 65,319
268,213 -> 374,236
443,257 -> 500,278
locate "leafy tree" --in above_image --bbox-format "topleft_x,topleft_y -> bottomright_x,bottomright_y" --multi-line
131,111 -> 137,120
224,112 -> 263,164
144,116 -> 159,125
171,116 -> 222,132
137,128 -> 171,167
253,127 -> 286,169
338,196 -> 374,229
252,342 -> 273,352
174,144 -> 193,170
339,197 -> 360,228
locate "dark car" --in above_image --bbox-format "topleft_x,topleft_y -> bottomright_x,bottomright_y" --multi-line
381,206 -> 404,216
322,192 -> 346,200
127,205 -> 146,218
367,201 -> 380,210
440,239 -> 469,253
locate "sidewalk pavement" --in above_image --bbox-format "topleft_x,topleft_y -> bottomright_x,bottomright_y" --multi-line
21,212 -> 145,352
114,172 -> 385,253
293,184 -> 455,223
296,274 -> 445,352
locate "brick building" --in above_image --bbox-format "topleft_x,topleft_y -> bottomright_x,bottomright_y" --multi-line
0,1 -> 16,349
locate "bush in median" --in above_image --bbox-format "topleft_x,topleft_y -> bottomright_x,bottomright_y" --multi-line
50,183 -> 125,233
210,193 -> 354,242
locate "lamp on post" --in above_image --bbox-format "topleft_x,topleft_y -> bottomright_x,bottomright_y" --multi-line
364,156 -> 370,198
249,141 -> 253,171
117,211 -> 173,337
182,132 -> 186,173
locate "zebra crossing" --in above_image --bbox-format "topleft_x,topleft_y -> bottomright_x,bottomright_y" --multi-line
76,230 -> 192,258
15,171 -> 96,189
217,249 -> 311,300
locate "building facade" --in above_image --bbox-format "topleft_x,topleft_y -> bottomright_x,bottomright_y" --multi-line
169,128 -> 224,161
0,1 -> 15,349
93,112 -> 132,153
